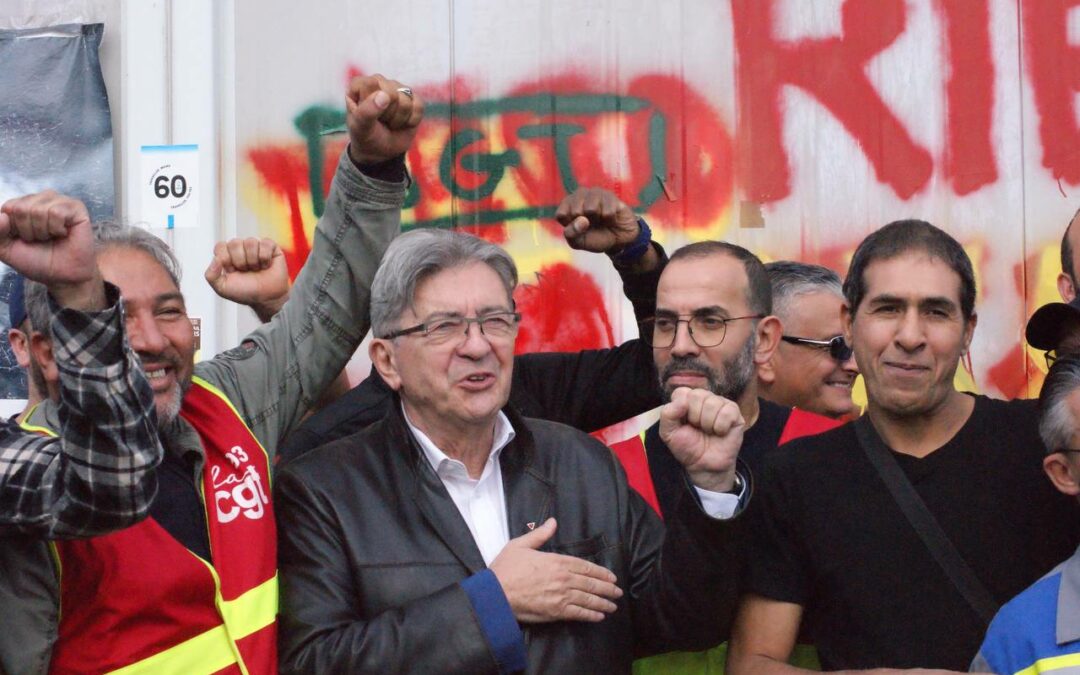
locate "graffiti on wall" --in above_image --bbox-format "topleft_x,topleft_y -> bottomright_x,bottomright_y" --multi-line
240,0 -> 1080,405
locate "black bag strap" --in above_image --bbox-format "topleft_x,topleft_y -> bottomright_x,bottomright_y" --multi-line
853,415 -> 998,624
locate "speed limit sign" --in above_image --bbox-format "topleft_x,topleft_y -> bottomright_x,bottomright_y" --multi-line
140,144 -> 199,229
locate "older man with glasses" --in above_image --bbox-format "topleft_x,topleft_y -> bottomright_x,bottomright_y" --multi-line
757,261 -> 859,420
275,228 -> 751,674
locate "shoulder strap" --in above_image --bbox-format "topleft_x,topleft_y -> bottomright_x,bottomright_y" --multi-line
853,415 -> 998,624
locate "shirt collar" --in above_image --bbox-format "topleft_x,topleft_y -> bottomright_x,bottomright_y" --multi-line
402,403 -> 516,476
1057,543 -> 1080,644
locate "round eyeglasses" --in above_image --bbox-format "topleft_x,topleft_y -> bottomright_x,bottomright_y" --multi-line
640,315 -> 762,349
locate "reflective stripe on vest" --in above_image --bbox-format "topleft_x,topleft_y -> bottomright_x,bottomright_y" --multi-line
106,574 -> 277,675
46,377 -> 278,675
1015,653 -> 1080,675
18,403 -> 57,438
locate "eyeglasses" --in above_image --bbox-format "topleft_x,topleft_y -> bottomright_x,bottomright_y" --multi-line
381,311 -> 521,345
780,335 -> 853,362
641,314 -> 762,349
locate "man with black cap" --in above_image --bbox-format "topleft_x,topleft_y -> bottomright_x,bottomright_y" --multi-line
1026,296 -> 1080,367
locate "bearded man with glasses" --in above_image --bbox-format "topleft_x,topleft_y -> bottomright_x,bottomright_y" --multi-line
636,242 -> 840,525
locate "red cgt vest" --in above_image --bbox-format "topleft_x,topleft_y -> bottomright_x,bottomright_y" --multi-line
42,376 -> 278,675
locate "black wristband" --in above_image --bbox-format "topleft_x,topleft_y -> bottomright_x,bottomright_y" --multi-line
610,218 -> 652,266
350,151 -> 407,183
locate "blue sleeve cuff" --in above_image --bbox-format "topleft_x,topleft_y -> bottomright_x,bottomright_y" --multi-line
460,569 -> 527,673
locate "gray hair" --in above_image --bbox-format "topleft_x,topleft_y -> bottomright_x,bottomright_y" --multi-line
371,229 -> 518,338
23,220 -> 182,339
1039,354 -> 1080,452
765,260 -> 843,320
93,220 -> 182,289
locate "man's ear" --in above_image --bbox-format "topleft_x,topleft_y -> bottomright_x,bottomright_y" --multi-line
8,329 -> 29,368
369,338 -> 403,391
1059,273 -> 1077,303
28,332 -> 58,388
757,350 -> 778,385
753,315 -> 783,366
1044,453 -> 1080,496
962,312 -> 978,354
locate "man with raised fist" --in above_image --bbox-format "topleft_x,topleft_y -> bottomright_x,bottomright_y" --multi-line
276,228 -> 746,674
0,73 -> 421,675
0,191 -> 162,538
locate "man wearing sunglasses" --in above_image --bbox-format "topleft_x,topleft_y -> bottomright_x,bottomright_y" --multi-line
758,261 -> 859,419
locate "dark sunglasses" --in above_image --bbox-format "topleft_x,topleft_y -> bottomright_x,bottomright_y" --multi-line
780,335 -> 853,362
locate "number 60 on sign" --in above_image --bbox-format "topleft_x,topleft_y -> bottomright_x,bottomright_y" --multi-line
139,144 -> 199,230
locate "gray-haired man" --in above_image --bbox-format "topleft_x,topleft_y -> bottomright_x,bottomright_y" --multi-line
277,228 -> 749,674
757,261 -> 859,419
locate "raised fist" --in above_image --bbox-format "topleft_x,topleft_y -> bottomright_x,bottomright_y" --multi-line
0,191 -> 98,285
204,237 -> 289,322
555,187 -> 640,255
345,74 -> 424,166
659,387 -> 744,492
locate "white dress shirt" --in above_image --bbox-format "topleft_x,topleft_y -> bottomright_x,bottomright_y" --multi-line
406,407 -> 517,565
404,406 -> 743,566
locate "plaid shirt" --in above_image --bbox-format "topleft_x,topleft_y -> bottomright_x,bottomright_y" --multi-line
0,282 -> 162,539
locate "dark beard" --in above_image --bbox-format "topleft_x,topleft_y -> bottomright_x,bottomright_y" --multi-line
658,336 -> 756,402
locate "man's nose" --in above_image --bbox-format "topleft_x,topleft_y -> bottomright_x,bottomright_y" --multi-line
128,313 -> 168,355
670,321 -> 700,357
456,320 -> 494,358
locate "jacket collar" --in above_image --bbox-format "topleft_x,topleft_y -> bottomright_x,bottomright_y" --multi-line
387,397 -> 555,572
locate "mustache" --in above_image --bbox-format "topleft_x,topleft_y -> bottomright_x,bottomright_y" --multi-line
137,351 -> 183,369
660,356 -> 717,383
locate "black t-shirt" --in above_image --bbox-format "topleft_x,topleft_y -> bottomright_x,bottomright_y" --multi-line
747,394 -> 1080,671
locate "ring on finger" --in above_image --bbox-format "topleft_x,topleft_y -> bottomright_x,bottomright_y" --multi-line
396,87 -> 414,99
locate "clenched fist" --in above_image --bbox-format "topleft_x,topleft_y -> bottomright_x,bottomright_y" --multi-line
555,187 -> 640,255
345,74 -> 424,166
659,387 -> 745,492
204,237 -> 289,322
0,191 -> 104,311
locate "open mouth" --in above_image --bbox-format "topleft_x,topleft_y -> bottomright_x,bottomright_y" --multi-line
142,365 -> 176,392
460,372 -> 496,389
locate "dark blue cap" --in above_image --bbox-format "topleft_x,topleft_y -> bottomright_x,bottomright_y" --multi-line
8,273 -> 26,329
